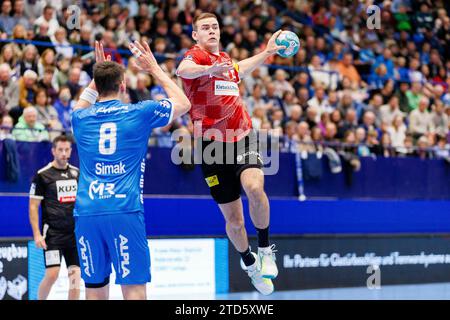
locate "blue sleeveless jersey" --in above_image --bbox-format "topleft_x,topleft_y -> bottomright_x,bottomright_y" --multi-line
71,99 -> 173,216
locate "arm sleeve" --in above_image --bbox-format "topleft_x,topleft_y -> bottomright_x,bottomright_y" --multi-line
29,174 -> 44,200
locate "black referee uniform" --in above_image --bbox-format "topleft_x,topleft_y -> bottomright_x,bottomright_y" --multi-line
29,163 -> 80,269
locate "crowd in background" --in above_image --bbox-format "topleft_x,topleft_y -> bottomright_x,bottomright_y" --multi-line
0,0 -> 448,160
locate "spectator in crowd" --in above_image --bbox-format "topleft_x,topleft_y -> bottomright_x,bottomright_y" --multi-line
406,81 -> 424,112
0,63 -> 19,114
388,115 -> 408,150
51,27 -> 73,59
17,44 -> 38,76
13,0 -> 30,30
355,127 -> 371,157
33,88 -> 62,140
66,67 -> 82,99
414,135 -> 433,159
12,106 -> 48,142
0,0 -> 15,36
431,100 -> 449,137
380,96 -> 404,127
409,96 -> 434,139
18,70 -> 38,109
33,5 -> 59,37
53,86 -> 74,133
336,53 -> 362,88
433,134 -> 450,160
0,114 -> 13,140
129,72 -> 152,103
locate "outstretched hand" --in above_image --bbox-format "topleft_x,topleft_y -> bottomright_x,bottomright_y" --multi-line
129,40 -> 159,73
264,30 -> 287,55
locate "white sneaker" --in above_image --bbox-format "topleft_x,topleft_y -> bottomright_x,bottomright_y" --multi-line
258,244 -> 278,279
241,252 -> 274,295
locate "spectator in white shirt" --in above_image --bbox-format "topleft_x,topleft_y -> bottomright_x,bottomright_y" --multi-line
409,96 -> 434,139
34,5 -> 60,37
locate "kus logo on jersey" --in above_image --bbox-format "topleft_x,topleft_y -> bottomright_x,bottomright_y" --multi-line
56,180 -> 77,203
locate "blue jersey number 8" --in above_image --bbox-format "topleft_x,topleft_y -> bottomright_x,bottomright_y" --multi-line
99,122 -> 117,155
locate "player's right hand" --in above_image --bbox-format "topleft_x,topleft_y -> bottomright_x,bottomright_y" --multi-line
129,40 -> 159,73
34,234 -> 47,250
207,61 -> 234,78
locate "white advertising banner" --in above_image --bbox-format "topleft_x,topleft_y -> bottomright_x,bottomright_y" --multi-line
47,238 -> 216,300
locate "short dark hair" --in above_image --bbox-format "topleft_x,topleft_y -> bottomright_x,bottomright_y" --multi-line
192,13 -> 218,31
52,135 -> 72,148
93,61 -> 125,97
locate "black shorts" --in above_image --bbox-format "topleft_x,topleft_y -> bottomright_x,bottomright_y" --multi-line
44,247 -> 79,269
199,131 -> 263,204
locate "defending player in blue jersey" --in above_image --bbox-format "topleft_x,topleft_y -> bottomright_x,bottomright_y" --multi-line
71,41 -> 190,300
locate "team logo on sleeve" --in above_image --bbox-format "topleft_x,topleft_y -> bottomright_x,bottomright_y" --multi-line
184,55 -> 193,61
159,99 -> 173,109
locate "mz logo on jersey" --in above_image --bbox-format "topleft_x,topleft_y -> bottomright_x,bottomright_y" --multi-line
88,180 -> 115,200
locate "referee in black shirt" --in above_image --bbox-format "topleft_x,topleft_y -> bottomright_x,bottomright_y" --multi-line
29,135 -> 80,300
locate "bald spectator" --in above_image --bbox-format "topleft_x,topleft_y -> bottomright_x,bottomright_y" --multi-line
409,97 -> 434,139
12,106 -> 49,142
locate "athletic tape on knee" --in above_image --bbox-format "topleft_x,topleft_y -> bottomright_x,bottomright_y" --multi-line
68,265 -> 81,290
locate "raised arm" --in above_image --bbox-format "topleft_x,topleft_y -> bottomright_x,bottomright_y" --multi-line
237,30 -> 286,78
129,40 -> 191,120
73,41 -> 111,111
176,59 -> 235,79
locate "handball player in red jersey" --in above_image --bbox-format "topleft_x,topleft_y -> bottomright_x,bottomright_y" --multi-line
177,13 -> 286,295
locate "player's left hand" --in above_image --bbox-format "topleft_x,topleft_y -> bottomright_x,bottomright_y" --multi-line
264,30 -> 287,55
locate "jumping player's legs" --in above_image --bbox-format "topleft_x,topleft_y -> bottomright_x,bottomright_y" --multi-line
218,198 -> 248,252
240,168 -> 270,231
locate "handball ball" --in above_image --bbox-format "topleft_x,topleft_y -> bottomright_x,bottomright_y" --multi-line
275,31 -> 300,58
